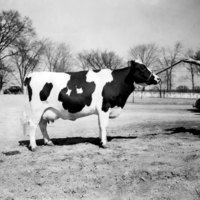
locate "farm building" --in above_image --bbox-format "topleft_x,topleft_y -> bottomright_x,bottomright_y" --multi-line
174,67 -> 199,90
146,59 -> 200,92
165,60 -> 200,91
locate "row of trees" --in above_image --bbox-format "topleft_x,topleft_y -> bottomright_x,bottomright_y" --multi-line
0,10 -> 200,93
0,10 -> 125,92
0,10 -> 42,91
129,42 -> 200,92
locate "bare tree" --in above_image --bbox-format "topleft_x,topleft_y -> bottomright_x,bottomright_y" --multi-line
10,38 -> 44,92
43,40 -> 73,72
0,10 -> 35,91
159,42 -> 183,91
78,49 -> 123,70
0,10 -> 34,61
129,43 -> 159,69
0,60 -> 11,91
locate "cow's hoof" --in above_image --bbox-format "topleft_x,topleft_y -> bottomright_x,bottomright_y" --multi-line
45,140 -> 54,146
30,146 -> 38,152
100,142 -> 108,149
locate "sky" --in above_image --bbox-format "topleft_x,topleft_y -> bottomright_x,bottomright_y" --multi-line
0,0 -> 200,58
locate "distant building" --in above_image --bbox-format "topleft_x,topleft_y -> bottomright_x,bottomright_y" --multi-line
146,59 -> 200,92
172,62 -> 200,90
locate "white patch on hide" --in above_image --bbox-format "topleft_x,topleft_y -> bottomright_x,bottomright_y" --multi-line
77,88 -> 83,94
66,89 -> 71,96
86,69 -> 113,83
153,74 -> 160,83
86,70 -> 113,107
135,59 -> 143,65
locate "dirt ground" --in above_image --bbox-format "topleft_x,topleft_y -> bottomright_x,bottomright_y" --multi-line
0,95 -> 200,200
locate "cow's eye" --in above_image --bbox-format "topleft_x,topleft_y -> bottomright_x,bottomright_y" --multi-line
140,66 -> 146,72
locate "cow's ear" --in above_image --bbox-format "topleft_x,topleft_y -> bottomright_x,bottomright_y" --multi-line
128,60 -> 135,67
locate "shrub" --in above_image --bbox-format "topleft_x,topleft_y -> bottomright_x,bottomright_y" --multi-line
176,85 -> 189,92
193,86 -> 200,93
194,98 -> 200,110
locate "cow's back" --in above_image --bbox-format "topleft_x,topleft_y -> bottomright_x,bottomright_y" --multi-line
25,70 -> 113,121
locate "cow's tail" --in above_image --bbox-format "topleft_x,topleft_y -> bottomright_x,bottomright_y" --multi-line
20,109 -> 30,136
20,76 -> 32,136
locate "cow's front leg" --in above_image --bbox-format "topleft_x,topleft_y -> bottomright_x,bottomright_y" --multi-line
39,118 -> 54,146
98,110 -> 110,148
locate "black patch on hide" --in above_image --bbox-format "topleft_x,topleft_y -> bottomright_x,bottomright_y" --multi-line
102,67 -> 134,112
58,71 -> 95,113
39,82 -> 53,101
24,77 -> 32,101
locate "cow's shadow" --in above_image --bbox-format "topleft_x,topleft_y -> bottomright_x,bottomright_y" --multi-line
19,135 -> 138,149
163,108 -> 200,138
164,127 -> 200,137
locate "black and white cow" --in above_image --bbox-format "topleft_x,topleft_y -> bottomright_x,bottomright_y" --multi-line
22,60 -> 160,151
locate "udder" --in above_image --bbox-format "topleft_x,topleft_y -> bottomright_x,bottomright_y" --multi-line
109,107 -> 122,119
42,107 -> 78,122
42,108 -> 59,123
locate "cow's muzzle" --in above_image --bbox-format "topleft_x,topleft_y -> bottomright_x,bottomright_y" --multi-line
148,74 -> 161,85
154,75 -> 161,84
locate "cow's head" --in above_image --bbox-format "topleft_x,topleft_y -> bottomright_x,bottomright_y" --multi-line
128,60 -> 161,86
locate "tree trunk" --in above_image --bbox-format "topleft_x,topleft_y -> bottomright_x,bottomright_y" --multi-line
0,77 -> 3,92
191,73 -> 195,92
166,70 -> 169,92
169,67 -> 173,91
159,83 -> 162,98
190,64 -> 195,92
21,79 -> 24,94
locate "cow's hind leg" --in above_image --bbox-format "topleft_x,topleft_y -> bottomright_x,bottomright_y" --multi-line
98,110 -> 110,148
39,118 -> 54,146
28,108 -> 46,151
28,120 -> 38,151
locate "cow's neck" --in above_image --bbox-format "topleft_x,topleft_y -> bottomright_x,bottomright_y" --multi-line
112,66 -> 135,90
104,66 -> 135,109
